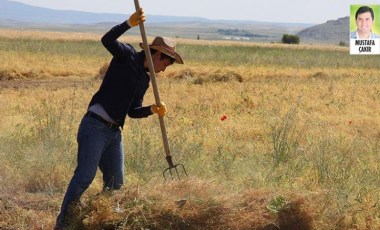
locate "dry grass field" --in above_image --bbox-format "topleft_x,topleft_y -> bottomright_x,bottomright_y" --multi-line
0,28 -> 379,229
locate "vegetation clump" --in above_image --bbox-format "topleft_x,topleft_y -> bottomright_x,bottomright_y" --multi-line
281,34 -> 300,44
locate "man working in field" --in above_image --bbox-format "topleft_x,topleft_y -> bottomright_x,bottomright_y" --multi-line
55,8 -> 183,229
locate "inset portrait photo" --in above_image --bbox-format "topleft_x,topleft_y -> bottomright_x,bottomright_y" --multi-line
350,5 -> 380,55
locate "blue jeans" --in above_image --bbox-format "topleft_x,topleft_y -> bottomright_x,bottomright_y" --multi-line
56,115 -> 124,226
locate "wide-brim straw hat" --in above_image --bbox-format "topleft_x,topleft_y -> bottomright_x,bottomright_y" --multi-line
140,36 -> 184,64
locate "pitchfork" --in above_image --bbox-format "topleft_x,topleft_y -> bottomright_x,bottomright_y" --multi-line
134,0 -> 188,180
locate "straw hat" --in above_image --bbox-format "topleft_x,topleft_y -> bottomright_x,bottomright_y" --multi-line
140,36 -> 183,64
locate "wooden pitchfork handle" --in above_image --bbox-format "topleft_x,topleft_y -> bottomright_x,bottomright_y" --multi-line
133,0 -> 175,168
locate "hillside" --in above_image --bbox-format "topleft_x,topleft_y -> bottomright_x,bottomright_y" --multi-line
0,0 -> 312,42
0,0 -> 209,24
297,16 -> 349,44
1,1 -> 354,44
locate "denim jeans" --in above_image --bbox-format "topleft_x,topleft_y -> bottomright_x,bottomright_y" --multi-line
56,115 -> 123,226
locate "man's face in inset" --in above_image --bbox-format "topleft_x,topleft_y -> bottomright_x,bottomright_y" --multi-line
356,12 -> 374,34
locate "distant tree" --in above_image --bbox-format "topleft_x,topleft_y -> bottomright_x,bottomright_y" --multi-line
338,41 -> 347,46
281,34 -> 300,44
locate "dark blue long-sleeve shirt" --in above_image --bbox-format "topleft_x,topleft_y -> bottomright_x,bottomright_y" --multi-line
88,21 -> 153,127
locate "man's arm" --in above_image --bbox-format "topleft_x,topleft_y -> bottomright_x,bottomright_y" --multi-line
127,96 -> 153,118
101,9 -> 145,58
101,21 -> 131,58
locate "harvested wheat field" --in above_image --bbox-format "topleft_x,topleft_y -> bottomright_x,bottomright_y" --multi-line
0,29 -> 379,229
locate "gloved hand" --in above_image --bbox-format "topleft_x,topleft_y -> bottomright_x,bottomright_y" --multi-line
127,8 -> 146,27
151,102 -> 167,116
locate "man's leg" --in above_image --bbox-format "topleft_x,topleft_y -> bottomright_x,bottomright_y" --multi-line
99,130 -> 124,190
55,116 -> 111,227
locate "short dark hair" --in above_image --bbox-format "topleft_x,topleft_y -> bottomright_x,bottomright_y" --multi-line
356,6 -> 374,20
150,49 -> 175,64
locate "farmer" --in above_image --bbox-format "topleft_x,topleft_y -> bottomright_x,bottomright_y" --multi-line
350,6 -> 380,39
54,8 -> 183,229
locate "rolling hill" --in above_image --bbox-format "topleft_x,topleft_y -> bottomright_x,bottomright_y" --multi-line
0,0 -> 212,24
297,17 -> 349,44
0,0 -> 349,44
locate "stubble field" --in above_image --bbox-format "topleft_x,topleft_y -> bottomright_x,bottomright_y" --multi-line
0,29 -> 379,229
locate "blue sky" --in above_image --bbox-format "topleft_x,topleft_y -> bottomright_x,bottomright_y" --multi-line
9,0 -> 380,24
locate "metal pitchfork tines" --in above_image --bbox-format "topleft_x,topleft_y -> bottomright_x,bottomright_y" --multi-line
134,0 -> 188,180
163,156 -> 188,180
